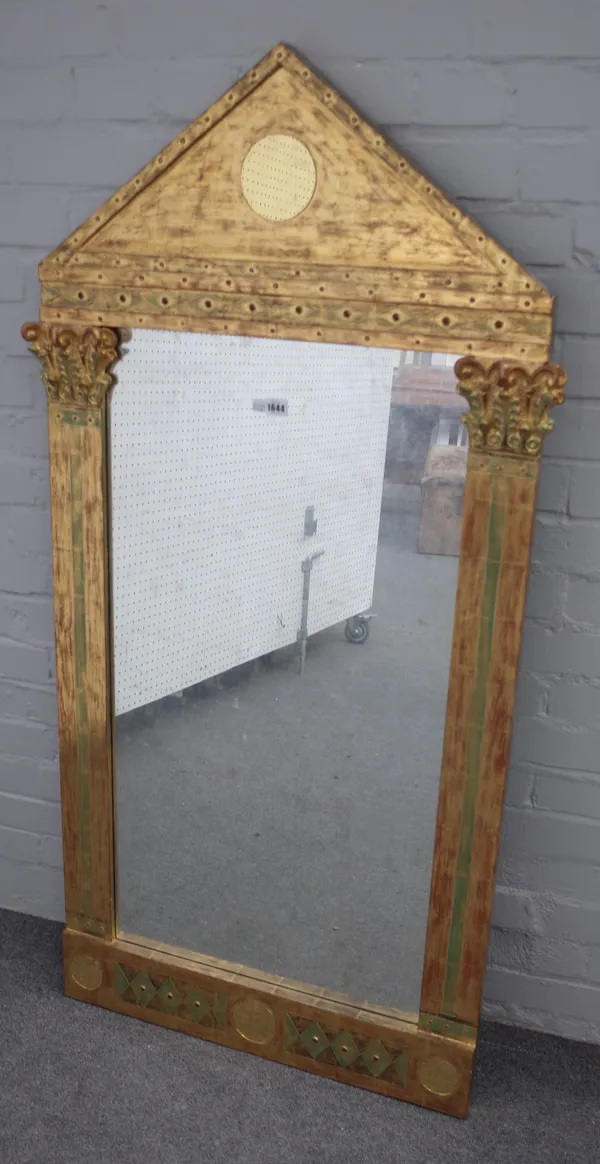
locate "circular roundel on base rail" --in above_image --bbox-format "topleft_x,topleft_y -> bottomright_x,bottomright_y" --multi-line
241,135 -> 317,222
232,998 -> 277,1045
70,954 -> 103,992
417,1057 -> 460,1097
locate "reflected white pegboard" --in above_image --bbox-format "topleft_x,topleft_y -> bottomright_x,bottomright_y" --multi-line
110,331 -> 395,714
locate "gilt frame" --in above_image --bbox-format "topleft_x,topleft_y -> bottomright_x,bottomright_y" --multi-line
22,44 -> 566,1117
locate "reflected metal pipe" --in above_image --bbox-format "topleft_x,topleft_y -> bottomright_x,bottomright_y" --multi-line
297,549 -> 325,674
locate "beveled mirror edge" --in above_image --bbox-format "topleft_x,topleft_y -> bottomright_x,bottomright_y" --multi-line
20,42 -> 567,1118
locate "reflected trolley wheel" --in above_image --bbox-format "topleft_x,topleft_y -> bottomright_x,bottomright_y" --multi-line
344,615 -> 370,644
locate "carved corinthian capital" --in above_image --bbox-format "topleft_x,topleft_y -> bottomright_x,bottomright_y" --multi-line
22,323 -> 121,407
454,357 -> 566,459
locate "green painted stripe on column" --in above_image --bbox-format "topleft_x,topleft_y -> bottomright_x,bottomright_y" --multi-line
442,478 -> 506,1016
60,410 -> 95,428
418,1011 -> 476,1041
70,450 -> 92,921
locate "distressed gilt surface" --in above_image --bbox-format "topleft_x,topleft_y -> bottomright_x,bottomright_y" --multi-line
63,928 -> 475,1117
23,43 -> 568,1117
38,43 -> 552,365
22,323 -> 122,938
455,357 -> 567,458
419,358 -> 565,1027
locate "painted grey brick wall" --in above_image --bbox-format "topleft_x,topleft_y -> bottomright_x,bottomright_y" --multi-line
1,0 -> 600,1041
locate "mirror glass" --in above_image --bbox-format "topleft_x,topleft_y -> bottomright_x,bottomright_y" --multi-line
110,331 -> 466,1014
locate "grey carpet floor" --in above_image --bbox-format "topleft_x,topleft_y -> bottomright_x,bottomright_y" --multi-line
1,909 -> 598,1164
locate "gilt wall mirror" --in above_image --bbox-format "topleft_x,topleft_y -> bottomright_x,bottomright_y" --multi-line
23,44 -> 566,1117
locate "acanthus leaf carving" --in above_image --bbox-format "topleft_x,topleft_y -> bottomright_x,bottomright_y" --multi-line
455,356 -> 566,459
21,322 -> 121,407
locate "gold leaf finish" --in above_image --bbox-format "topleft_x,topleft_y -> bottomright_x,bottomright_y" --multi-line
455,356 -> 566,458
21,322 -> 121,407
418,1058 -> 460,1097
36,45 -> 553,364
64,929 -> 475,1115
232,999 -> 277,1044
70,954 -> 103,991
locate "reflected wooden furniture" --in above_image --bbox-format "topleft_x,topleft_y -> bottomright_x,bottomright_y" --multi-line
417,421 -> 468,556
22,44 -> 566,1118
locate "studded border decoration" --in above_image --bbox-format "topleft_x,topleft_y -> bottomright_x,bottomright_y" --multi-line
36,43 -> 553,366
38,280 -> 552,366
41,44 -> 541,295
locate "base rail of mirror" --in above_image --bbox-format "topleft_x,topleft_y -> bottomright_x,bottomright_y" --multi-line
64,928 -> 475,1117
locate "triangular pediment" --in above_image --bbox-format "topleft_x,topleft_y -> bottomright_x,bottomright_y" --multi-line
43,45 -> 542,283
39,45 -> 552,365
77,69 -> 496,274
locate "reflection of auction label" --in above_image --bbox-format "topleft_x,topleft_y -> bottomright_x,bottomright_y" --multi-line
253,399 -> 288,415
232,998 -> 277,1044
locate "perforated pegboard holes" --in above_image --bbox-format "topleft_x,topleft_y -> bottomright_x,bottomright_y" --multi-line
109,331 -> 396,714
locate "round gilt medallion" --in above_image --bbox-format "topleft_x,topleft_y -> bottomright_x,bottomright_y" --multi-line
417,1057 -> 460,1097
232,998 -> 277,1045
241,135 -> 316,222
70,954 -> 103,992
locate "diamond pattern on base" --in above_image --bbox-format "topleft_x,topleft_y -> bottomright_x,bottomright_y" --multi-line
284,1014 -> 408,1083
300,1021 -> 329,1059
186,988 -> 212,1023
392,1051 -> 409,1087
114,964 -> 226,1031
361,1039 -> 393,1078
130,971 -> 157,1008
115,964 -> 130,997
212,993 -> 227,1031
158,979 -> 183,1014
113,964 -> 410,1088
284,1016 -> 300,1050
330,1031 -> 360,1068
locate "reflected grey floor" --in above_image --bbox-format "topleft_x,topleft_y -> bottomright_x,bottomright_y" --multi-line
116,512 -> 458,1013
2,909 -> 598,1164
